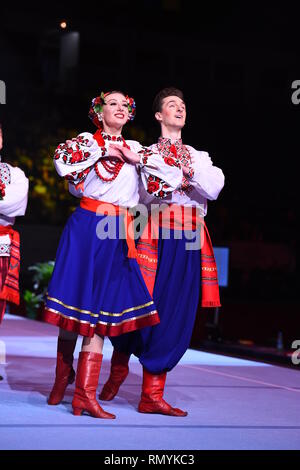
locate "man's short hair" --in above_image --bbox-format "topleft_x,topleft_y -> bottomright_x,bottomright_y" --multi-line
152,87 -> 185,114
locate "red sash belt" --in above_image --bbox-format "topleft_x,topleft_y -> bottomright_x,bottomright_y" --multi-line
136,205 -> 221,307
80,197 -> 138,259
0,225 -> 20,305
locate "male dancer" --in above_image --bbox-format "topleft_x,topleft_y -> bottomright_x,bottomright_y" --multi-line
0,123 -> 29,324
100,87 -> 225,416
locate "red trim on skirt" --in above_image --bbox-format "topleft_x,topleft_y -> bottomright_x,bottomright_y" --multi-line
43,308 -> 160,338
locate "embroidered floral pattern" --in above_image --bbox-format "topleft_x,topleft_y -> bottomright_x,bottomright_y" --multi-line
136,146 -> 176,198
146,175 -> 171,198
0,163 -> 11,200
102,133 -> 123,142
54,135 -> 93,186
187,167 -> 195,179
54,141 -> 90,165
0,243 -> 11,255
65,167 -> 92,186
76,135 -> 90,145
0,181 -> 5,200
0,163 -> 11,184
137,146 -> 154,166
163,156 -> 180,168
158,138 -> 194,193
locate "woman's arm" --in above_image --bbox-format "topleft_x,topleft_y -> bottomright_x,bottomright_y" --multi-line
53,132 -> 110,186
111,141 -> 183,198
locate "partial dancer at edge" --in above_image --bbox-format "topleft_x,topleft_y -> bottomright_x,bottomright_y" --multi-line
0,123 -> 29,328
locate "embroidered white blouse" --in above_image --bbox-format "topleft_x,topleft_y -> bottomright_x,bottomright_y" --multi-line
53,132 -> 183,207
0,162 -> 29,256
139,141 -> 225,216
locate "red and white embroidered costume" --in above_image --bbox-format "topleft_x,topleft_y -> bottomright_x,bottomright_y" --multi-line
43,130 -> 183,338
140,138 -> 224,214
110,137 -> 225,374
54,132 -> 182,205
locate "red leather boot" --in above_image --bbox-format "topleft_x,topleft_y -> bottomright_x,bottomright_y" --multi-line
72,351 -> 116,419
138,368 -> 188,417
99,350 -> 130,401
48,338 -> 76,405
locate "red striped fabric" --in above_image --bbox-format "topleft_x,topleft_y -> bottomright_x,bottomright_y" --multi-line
0,257 -> 9,323
0,226 -> 20,305
136,206 -> 221,307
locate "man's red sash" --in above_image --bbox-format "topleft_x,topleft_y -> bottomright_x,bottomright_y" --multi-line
136,205 -> 221,307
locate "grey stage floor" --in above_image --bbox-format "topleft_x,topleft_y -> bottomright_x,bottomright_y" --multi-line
0,315 -> 300,450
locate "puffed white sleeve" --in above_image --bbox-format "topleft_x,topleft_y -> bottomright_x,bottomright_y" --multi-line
127,141 -> 183,199
186,146 -> 225,200
53,132 -> 109,186
0,165 -> 29,217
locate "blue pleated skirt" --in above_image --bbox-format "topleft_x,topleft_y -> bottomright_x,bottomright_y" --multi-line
111,227 -> 201,373
43,206 -> 159,337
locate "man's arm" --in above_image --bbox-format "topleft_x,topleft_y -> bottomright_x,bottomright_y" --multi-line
126,140 -> 183,198
186,146 -> 225,200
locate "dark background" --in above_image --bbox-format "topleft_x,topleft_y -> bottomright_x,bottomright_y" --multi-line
0,1 -> 299,352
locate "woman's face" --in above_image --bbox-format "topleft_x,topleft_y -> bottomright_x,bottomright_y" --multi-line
101,93 -> 129,130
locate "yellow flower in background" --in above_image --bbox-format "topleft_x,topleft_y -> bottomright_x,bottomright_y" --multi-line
10,128 -> 76,224
33,183 -> 47,195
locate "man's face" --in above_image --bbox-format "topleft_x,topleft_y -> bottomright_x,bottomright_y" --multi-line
156,95 -> 186,129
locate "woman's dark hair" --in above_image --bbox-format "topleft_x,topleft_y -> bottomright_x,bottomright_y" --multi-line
152,87 -> 185,114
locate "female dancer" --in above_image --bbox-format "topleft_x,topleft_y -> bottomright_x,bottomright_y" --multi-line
43,90 -> 182,419
0,123 -> 29,325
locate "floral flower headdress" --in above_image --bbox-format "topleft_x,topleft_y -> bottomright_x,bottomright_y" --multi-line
88,91 -> 136,129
